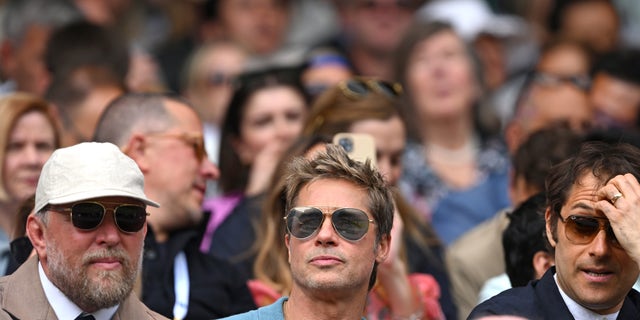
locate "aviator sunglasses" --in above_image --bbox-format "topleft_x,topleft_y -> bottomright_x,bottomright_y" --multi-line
559,214 -> 620,248
284,206 -> 375,241
339,78 -> 403,101
48,201 -> 148,233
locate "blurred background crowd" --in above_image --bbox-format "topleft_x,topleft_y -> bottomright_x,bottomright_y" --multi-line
2,0 -> 640,319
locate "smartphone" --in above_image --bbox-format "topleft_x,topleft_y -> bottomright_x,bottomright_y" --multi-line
333,132 -> 377,168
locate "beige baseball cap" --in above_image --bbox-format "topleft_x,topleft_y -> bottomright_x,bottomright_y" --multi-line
35,142 -> 159,213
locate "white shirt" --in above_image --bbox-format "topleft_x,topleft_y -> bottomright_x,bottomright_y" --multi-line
554,273 -> 620,320
39,262 -> 118,320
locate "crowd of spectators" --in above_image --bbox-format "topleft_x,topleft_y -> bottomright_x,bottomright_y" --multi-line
2,0 -> 640,319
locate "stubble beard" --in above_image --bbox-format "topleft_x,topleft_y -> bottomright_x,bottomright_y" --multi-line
46,243 -> 142,312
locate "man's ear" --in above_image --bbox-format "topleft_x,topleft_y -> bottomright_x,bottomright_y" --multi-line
123,134 -> 149,172
532,251 -> 554,280
375,234 -> 391,264
545,207 -> 557,248
285,234 -> 291,264
26,215 -> 46,260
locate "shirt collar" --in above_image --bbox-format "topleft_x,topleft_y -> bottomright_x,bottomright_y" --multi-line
39,261 -> 119,320
554,273 -> 620,320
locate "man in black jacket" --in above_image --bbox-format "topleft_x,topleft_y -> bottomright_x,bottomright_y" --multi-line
470,141 -> 640,319
94,93 -> 256,319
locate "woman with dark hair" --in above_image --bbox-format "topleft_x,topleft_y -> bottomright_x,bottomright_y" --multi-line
199,66 -> 309,275
393,21 -> 511,246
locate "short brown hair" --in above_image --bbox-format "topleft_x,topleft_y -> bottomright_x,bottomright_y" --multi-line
284,144 -> 394,241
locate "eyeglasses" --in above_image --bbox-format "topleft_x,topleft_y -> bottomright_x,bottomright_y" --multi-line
558,214 -> 620,248
48,201 -> 149,233
339,78 -> 403,101
284,206 -> 375,241
532,72 -> 591,91
145,132 -> 207,161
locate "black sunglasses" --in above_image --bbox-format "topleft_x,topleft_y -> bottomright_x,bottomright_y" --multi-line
559,214 -> 620,248
284,206 -> 374,241
339,78 -> 403,100
48,201 -> 148,233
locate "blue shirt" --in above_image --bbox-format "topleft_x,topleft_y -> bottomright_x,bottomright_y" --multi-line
219,296 -> 367,320
219,297 -> 287,320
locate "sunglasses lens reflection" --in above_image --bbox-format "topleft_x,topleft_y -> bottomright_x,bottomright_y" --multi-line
565,216 -> 619,246
332,208 -> 371,240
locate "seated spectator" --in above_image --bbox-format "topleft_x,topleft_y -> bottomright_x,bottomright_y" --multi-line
46,66 -> 124,147
12,142 -> 164,319
0,93 -> 60,275
477,192 -> 553,302
554,0 -> 620,57
0,0 -> 80,96
470,141 -> 640,318
332,0 -> 426,80
182,40 -> 248,165
394,20 -> 509,245
221,144 -> 396,320
447,122 -> 584,319
199,67 -> 310,273
589,49 -> 640,129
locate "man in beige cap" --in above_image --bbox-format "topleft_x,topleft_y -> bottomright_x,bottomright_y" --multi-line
0,142 -> 166,319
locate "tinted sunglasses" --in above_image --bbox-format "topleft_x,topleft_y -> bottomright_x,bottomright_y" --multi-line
559,214 -> 620,247
48,201 -> 148,233
284,206 -> 374,241
339,78 -> 403,100
146,132 -> 207,161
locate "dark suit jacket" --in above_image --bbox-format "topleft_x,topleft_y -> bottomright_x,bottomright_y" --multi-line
468,267 -> 640,319
0,256 -> 166,319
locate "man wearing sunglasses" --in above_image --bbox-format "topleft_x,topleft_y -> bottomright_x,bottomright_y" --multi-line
222,144 -> 394,319
93,93 -> 256,319
0,142 -> 165,319
470,141 -> 640,319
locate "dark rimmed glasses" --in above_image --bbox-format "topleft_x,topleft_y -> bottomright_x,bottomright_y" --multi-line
558,214 -> 620,248
48,201 -> 149,233
145,132 -> 207,161
339,78 -> 403,101
284,206 -> 375,241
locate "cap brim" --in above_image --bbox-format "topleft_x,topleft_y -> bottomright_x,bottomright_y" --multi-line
46,189 -> 160,208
